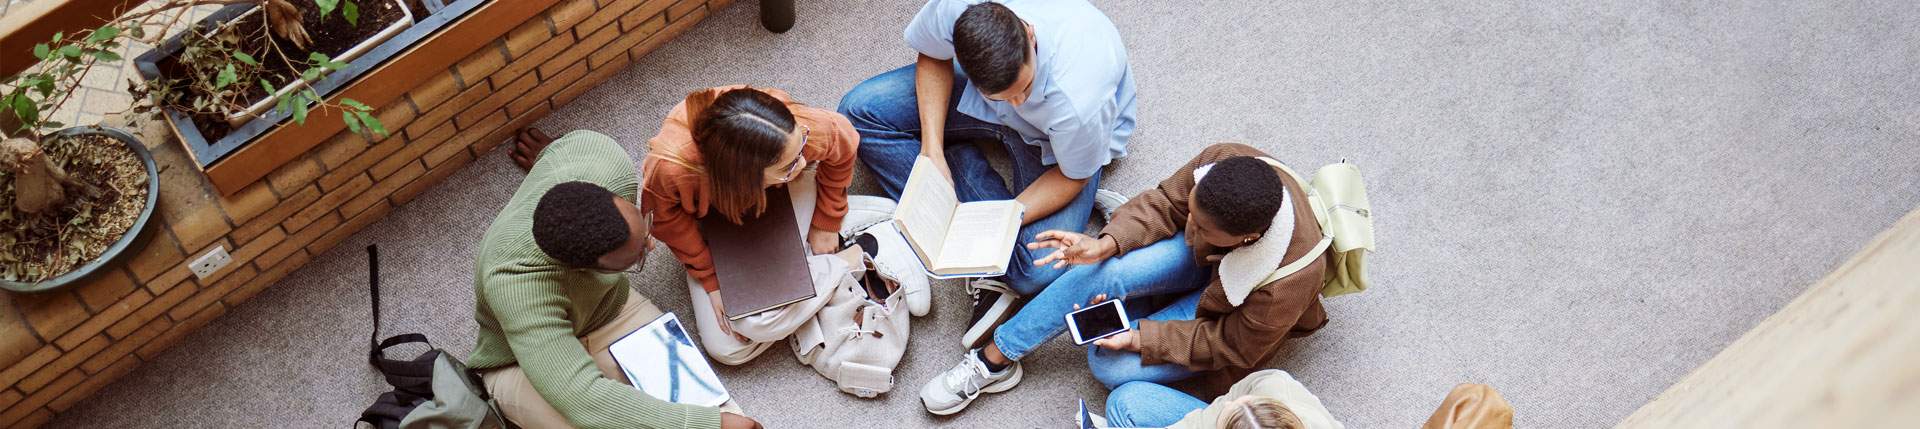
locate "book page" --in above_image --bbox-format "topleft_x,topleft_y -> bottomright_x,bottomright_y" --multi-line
934,200 -> 1021,273
894,156 -> 959,265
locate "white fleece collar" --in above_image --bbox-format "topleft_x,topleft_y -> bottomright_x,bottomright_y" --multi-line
1196,159 -> 1296,307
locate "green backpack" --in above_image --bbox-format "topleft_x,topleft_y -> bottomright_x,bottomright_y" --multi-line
1264,159 -> 1376,297
358,245 -> 505,429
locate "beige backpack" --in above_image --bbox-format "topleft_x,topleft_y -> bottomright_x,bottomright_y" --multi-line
1264,159 -> 1376,297
787,255 -> 912,397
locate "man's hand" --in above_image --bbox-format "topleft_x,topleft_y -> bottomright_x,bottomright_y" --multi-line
707,290 -> 746,342
1029,231 -> 1119,268
721,412 -> 762,429
807,227 -> 840,255
920,151 -> 954,182
1073,294 -> 1139,352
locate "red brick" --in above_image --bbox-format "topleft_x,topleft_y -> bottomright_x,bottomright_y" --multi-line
231,186 -> 319,246
3,407 -> 53,429
635,4 -> 708,59
110,277 -> 196,339
453,43 -> 509,89
260,212 -> 341,268
136,303 -> 224,361
145,264 -> 194,297
476,102 -> 552,156
0,300 -> 40,373
229,227 -> 286,269
495,28 -> 572,86
393,151 -> 472,206
504,17 -> 555,58
313,132 -> 372,170
548,0 -> 597,32
167,264 -> 258,322
71,270 -> 136,313
455,74 -> 534,130
342,162 -> 424,219
0,389 -> 20,413
283,175 -> 370,234
580,0 -> 648,36
123,227 -> 184,283
317,137 -> 402,192
668,0 -> 704,20
165,201 -> 231,253
407,72 -> 462,114
79,318 -> 158,376
310,201 -> 391,260
407,81 -> 492,138
16,291 -> 87,341
591,14 -> 666,68
224,253 -> 310,308
623,0 -> 676,31
554,55 -> 632,109
265,157 -> 324,196
17,335 -> 105,393
0,346 -> 57,390
368,95 -> 419,141
542,23 -> 619,79
216,181 -> 278,225
54,289 -> 151,351
509,61 -> 587,118
2,369 -> 80,425
51,353 -> 139,412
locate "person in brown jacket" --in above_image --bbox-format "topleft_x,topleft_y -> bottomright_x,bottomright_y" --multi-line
918,143 -> 1329,415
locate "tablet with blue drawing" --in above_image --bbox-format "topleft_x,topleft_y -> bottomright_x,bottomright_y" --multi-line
608,313 -> 731,407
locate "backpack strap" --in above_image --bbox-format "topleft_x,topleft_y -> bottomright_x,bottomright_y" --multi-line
367,245 -> 383,365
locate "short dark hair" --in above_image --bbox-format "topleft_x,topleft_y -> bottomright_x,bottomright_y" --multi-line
952,2 -> 1029,94
1195,157 -> 1287,236
532,181 -> 630,267
690,87 -> 794,224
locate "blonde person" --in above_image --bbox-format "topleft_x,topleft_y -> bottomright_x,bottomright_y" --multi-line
1104,369 -> 1341,429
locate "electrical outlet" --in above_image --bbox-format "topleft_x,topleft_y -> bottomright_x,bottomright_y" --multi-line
189,245 -> 232,279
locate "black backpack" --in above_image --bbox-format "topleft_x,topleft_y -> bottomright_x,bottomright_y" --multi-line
357,245 -> 504,429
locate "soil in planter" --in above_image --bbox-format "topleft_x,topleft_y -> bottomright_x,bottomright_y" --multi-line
0,134 -> 150,283
155,1 -> 405,141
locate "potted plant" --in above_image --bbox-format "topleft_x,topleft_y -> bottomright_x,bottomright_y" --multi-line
0,0 -> 391,292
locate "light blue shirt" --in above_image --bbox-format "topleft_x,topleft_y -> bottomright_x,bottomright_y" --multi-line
905,0 -> 1136,180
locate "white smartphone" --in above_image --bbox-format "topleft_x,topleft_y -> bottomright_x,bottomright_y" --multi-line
1066,299 -> 1132,345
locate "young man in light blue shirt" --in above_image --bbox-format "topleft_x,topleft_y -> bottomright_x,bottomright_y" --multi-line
838,0 -> 1138,364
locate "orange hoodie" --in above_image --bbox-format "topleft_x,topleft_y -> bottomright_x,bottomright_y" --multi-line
640,86 -> 859,293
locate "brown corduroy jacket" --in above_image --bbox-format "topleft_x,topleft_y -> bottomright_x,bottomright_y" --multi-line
1102,142 -> 1330,392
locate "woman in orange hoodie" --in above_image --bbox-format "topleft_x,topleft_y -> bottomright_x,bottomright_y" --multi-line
639,86 -> 859,364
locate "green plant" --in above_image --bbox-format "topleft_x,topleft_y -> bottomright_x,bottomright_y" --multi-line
1,0 -> 386,215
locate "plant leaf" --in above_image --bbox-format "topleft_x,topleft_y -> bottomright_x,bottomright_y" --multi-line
292,97 -> 309,124
91,50 -> 121,62
340,99 -> 369,110
342,110 -> 363,133
216,64 -> 237,89
344,1 -> 360,26
234,52 -> 258,65
315,0 -> 339,18
59,45 -> 82,58
260,79 -> 279,95
11,94 -> 38,125
358,111 -> 386,137
88,25 -> 120,43
32,44 -> 49,60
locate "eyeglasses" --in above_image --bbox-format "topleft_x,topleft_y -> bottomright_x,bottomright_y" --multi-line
771,126 -> 810,184
593,205 -> 655,276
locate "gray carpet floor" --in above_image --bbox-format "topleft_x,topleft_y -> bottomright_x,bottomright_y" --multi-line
51,1 -> 1920,427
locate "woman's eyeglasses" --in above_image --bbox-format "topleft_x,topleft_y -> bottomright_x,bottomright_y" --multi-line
771,126 -> 810,184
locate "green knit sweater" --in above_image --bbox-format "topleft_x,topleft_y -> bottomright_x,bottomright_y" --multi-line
467,131 -> 721,429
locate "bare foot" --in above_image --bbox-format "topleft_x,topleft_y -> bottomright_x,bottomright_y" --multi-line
510,128 -> 555,172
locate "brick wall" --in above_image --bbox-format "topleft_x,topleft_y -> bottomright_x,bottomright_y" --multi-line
0,0 -> 727,426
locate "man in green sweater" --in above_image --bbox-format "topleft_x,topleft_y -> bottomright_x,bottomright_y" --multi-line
469,129 -> 760,429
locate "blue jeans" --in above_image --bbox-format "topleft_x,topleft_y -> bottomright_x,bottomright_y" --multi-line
838,64 -> 1102,295
989,235 -> 1212,386
1105,381 -> 1207,428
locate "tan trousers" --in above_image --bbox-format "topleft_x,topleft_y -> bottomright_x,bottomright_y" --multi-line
479,293 -> 743,428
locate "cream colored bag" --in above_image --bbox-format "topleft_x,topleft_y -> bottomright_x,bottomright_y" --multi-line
787,256 -> 912,397
1265,159 -> 1375,297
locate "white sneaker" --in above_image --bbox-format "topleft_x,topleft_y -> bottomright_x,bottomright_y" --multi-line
1094,188 -> 1129,223
919,349 -> 1023,415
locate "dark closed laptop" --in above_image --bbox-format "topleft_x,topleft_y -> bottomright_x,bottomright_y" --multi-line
699,186 -> 815,320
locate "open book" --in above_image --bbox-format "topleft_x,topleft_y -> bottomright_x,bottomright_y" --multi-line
607,313 -> 730,407
892,156 -> 1025,278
